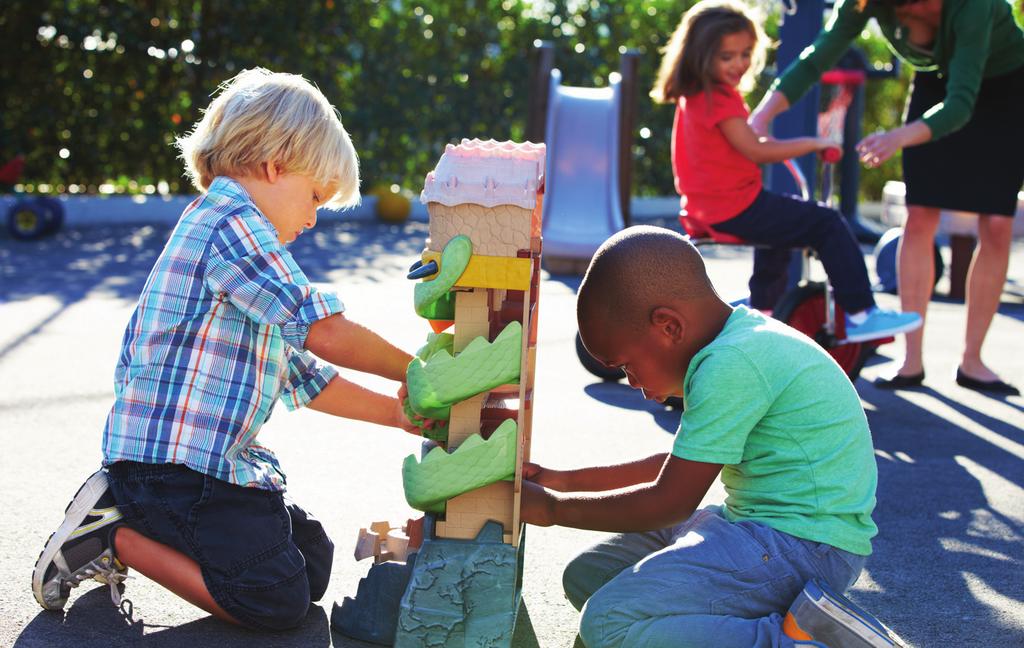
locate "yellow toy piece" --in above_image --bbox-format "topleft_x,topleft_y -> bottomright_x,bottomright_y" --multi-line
376,187 -> 411,223
420,250 -> 531,291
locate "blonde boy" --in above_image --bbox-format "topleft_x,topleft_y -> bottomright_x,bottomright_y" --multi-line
32,68 -> 421,630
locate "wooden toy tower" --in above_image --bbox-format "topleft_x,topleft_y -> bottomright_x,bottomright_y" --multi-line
332,140 -> 545,647
394,139 -> 545,647
419,138 -> 543,546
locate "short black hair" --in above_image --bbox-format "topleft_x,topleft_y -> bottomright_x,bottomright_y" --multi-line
577,226 -> 716,334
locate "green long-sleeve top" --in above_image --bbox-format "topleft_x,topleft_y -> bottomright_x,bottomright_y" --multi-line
772,0 -> 1024,140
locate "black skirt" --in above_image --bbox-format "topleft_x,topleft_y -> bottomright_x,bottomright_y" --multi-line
902,64 -> 1024,216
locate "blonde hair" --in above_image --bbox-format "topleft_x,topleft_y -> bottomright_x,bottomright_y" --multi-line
651,0 -> 767,103
176,68 -> 359,209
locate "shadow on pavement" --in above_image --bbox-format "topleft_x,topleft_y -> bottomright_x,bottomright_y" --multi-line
14,587 -> 333,647
0,220 -> 429,361
14,581 -> 545,647
583,381 -> 682,434
857,384 -> 1024,646
510,599 -> 541,648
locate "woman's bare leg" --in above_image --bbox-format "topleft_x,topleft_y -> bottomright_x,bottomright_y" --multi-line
895,205 -> 941,376
960,215 -> 1014,381
113,526 -> 239,625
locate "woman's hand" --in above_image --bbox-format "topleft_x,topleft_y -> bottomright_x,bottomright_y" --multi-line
748,90 -> 790,138
856,129 -> 905,168
748,109 -> 774,138
857,121 -> 933,168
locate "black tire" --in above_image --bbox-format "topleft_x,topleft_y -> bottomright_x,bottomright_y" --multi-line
663,396 -> 685,410
37,196 -> 64,235
575,331 -> 625,381
773,282 -> 871,382
7,199 -> 50,240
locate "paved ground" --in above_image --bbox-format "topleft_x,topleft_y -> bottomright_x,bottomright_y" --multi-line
1,217 -> 1022,647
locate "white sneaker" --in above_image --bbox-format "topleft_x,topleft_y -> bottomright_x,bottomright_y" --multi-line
32,470 -> 127,610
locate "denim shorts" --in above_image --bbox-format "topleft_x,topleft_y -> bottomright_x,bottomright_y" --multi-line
106,461 -> 334,631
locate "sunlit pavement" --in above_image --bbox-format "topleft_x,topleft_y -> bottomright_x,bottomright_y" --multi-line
1,218 -> 1021,647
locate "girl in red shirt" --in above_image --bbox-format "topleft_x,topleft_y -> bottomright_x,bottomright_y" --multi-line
651,0 -> 920,344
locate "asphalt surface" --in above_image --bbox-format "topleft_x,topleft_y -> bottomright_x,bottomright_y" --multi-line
1,217 -> 1022,647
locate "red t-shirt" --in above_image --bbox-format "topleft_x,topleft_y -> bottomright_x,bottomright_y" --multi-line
672,85 -> 762,224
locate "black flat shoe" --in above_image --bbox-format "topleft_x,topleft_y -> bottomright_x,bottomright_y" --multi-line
955,368 -> 1020,396
874,371 -> 925,390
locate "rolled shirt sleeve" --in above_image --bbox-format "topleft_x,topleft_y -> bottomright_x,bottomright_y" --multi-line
280,346 -> 338,410
205,207 -> 345,351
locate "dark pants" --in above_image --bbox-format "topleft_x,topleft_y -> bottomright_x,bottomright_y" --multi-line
712,189 -> 876,313
106,461 -> 334,631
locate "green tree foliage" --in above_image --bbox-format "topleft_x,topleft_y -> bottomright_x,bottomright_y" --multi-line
3,1 -> 1018,200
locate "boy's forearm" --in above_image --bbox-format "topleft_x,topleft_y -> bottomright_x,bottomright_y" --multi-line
307,375 -> 401,427
524,455 -> 722,533
306,314 -> 411,381
549,483 -> 693,533
553,453 -> 668,492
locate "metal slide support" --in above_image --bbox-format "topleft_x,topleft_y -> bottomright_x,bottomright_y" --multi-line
618,49 -> 640,226
769,0 -> 824,196
771,0 -> 825,289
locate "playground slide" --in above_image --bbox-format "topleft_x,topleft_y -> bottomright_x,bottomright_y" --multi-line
541,69 -> 626,260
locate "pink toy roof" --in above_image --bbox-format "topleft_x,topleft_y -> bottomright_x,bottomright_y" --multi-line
420,138 -> 546,209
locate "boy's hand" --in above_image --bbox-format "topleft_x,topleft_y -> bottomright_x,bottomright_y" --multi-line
522,461 -> 567,491
392,385 -> 424,435
391,397 -> 422,435
395,384 -> 439,435
519,480 -> 558,527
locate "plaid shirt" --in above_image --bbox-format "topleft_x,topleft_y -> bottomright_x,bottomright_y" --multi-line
102,177 -> 342,490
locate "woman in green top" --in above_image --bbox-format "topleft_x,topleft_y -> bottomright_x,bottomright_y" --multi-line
751,0 -> 1024,395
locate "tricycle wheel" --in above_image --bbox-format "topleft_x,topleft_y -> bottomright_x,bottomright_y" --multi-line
575,331 -> 625,381
37,196 -> 64,235
7,199 -> 50,240
773,282 -> 870,382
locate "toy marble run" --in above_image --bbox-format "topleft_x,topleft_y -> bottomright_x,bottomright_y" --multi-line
332,139 -> 544,647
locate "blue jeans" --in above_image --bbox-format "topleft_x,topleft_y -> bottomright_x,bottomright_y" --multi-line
564,506 -> 866,648
711,189 -> 876,314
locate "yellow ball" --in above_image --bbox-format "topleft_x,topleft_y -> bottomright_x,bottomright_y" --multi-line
376,189 -> 411,223
367,182 -> 392,199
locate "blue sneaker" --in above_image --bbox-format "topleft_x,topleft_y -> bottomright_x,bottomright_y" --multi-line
845,308 -> 921,344
784,579 -> 907,647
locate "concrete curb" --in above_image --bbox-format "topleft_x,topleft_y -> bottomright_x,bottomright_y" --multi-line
0,194 -> 685,230
0,194 -> 427,228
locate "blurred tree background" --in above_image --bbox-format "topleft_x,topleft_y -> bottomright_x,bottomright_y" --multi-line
1,1 -> 1021,202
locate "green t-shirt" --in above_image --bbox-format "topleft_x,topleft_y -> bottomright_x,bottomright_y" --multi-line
772,0 -> 1024,140
672,306 -> 878,555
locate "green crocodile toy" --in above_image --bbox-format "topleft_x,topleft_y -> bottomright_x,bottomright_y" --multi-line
402,418 -> 518,513
406,320 -> 522,420
413,235 -> 472,320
